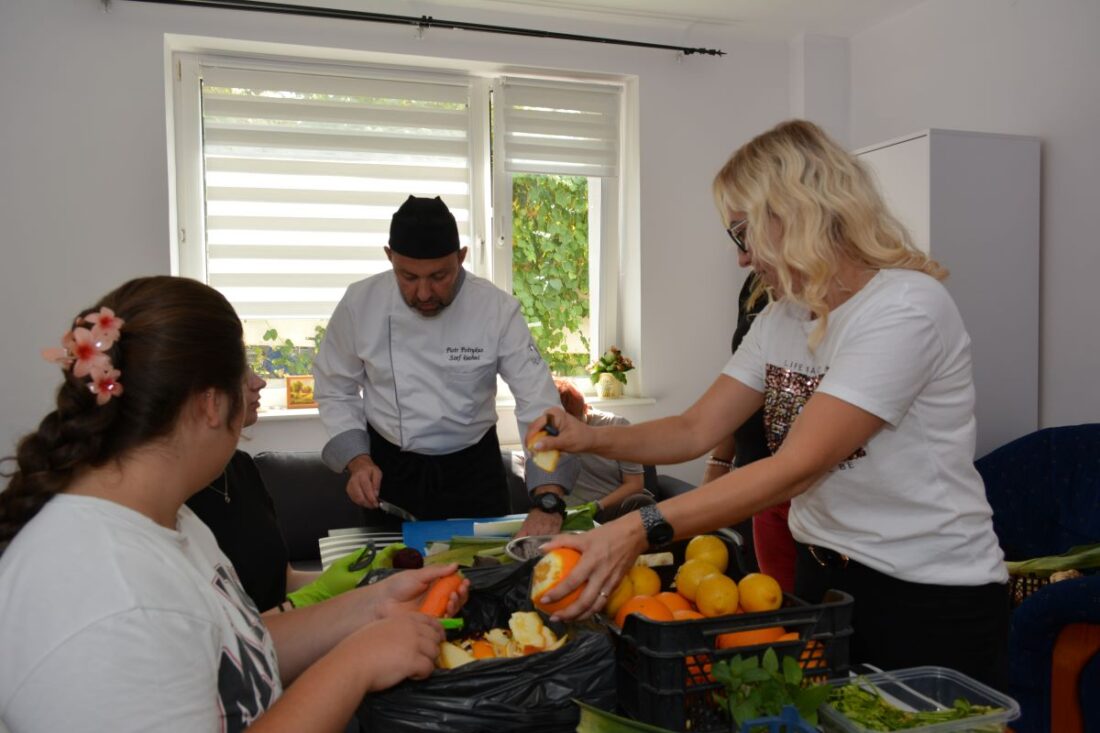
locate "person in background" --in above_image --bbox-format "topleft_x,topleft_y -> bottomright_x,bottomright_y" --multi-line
314,195 -> 578,538
703,272 -> 796,592
187,368 -> 374,613
0,276 -> 464,732
529,120 -> 1009,689
554,379 -> 652,523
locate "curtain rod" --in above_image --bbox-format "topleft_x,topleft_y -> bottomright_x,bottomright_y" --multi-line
110,0 -> 726,57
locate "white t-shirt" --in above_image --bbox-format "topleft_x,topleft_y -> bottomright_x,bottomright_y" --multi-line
724,269 -> 1007,586
0,495 -> 282,732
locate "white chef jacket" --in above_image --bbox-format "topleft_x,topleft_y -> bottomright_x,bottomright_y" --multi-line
314,269 -> 576,492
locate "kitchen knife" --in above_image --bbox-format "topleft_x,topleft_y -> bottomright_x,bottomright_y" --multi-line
378,500 -> 417,522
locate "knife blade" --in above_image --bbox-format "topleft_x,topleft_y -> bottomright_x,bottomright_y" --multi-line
378,500 -> 417,522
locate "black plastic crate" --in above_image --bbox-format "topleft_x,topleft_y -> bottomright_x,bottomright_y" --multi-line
608,589 -> 853,733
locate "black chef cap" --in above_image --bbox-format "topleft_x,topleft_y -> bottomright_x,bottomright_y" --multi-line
388,195 -> 460,259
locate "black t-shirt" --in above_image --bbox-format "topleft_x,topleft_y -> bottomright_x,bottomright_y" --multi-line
186,450 -> 289,612
731,275 -> 770,467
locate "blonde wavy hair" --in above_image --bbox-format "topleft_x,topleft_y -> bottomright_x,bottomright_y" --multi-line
713,119 -> 947,348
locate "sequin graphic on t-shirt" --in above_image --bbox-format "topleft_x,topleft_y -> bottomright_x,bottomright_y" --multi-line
764,364 -> 866,466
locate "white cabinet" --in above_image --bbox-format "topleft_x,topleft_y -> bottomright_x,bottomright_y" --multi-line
855,129 -> 1040,457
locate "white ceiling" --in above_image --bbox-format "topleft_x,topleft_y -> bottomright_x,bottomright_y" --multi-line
400,0 -> 929,38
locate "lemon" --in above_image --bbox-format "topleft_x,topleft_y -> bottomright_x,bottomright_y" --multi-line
674,558 -> 721,602
737,572 -> 783,613
604,575 -> 634,617
626,564 -> 662,597
685,534 -> 729,574
695,573 -> 740,617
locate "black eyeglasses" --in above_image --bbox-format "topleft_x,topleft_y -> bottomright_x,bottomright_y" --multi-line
726,220 -> 749,254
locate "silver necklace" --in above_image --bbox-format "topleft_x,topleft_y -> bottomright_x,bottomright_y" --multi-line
208,471 -> 230,504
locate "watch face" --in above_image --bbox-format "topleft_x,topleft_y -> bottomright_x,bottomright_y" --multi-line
642,505 -> 674,547
535,492 -> 566,515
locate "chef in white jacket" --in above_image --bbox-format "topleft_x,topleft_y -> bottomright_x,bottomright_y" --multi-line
314,195 -> 579,537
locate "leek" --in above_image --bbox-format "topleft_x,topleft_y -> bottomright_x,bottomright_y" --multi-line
1005,543 -> 1100,577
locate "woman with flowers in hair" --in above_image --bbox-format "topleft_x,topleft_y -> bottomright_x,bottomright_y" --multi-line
528,120 -> 1009,688
0,276 -> 463,732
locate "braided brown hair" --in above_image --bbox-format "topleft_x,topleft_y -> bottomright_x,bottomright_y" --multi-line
0,276 -> 245,551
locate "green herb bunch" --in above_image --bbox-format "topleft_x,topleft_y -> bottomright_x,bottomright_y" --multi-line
712,648 -> 831,731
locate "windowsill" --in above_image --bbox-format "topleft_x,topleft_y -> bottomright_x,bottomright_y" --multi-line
256,395 -> 657,422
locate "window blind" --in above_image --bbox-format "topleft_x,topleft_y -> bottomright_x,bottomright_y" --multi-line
497,78 -> 621,178
199,65 -> 473,319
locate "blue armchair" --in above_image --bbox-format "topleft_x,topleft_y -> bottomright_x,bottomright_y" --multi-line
976,424 -> 1100,733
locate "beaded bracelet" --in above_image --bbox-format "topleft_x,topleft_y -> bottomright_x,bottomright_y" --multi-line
706,456 -> 733,469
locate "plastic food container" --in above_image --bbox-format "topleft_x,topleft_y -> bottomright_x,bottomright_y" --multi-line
820,666 -> 1020,733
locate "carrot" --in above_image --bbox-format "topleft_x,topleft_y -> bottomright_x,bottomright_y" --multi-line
418,572 -> 464,617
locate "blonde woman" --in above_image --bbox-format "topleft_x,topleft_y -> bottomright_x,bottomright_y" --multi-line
528,120 -> 1009,688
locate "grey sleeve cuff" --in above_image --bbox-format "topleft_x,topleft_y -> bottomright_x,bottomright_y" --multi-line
526,452 -> 579,496
321,429 -> 371,473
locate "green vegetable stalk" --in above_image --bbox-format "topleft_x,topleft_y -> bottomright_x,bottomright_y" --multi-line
828,679 -> 1002,731
1004,542 -> 1100,577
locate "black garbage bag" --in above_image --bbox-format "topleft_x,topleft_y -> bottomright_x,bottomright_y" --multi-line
357,561 -> 617,733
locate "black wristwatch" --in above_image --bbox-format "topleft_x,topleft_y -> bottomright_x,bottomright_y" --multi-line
531,491 -> 567,518
639,504 -> 674,550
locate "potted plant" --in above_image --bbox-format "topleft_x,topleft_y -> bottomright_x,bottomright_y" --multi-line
247,325 -> 326,410
589,346 -> 635,399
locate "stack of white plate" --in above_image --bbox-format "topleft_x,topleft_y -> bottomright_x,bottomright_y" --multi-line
318,527 -> 404,571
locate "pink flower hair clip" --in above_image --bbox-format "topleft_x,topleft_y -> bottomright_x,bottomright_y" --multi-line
40,307 -> 126,405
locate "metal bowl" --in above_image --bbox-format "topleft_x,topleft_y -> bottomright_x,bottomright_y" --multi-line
504,531 -> 585,562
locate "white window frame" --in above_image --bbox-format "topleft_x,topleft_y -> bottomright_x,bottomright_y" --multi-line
170,45 -> 630,391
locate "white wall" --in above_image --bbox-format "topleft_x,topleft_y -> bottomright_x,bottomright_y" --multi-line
0,0 -> 790,481
850,0 -> 1100,436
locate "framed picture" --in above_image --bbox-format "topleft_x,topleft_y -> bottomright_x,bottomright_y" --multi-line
286,375 -> 317,409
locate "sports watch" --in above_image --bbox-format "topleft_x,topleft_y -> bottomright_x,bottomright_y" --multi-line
639,504 -> 674,550
532,491 -> 567,518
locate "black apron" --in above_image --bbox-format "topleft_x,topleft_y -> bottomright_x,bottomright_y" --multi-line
367,423 -> 510,523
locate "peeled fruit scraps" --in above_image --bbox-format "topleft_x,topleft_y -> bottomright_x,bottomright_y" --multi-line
674,558 -> 721,602
527,430 -> 560,472
685,534 -> 729,574
530,547 -> 585,614
435,611 -> 568,669
737,572 -> 783,613
695,573 -> 739,617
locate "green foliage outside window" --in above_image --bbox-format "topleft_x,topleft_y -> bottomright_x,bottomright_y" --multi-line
511,174 -> 591,375
248,325 -> 327,378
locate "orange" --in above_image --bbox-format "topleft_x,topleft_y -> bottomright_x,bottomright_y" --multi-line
685,534 -> 729,574
604,576 -> 634,618
776,632 -> 800,642
530,547 -> 586,614
685,654 -> 714,685
655,591 -> 692,614
627,565 -> 662,597
715,625 -> 786,650
695,574 -> 739,617
615,595 -> 674,627
471,640 -> 496,659
674,559 -> 721,602
737,573 -> 783,613
673,608 -> 705,621
800,640 -> 828,683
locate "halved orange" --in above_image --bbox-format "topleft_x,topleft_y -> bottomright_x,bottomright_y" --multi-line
530,547 -> 585,614
615,595 -> 674,627
715,625 -> 786,650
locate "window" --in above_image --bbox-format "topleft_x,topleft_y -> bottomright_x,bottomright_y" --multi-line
172,52 -> 625,403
